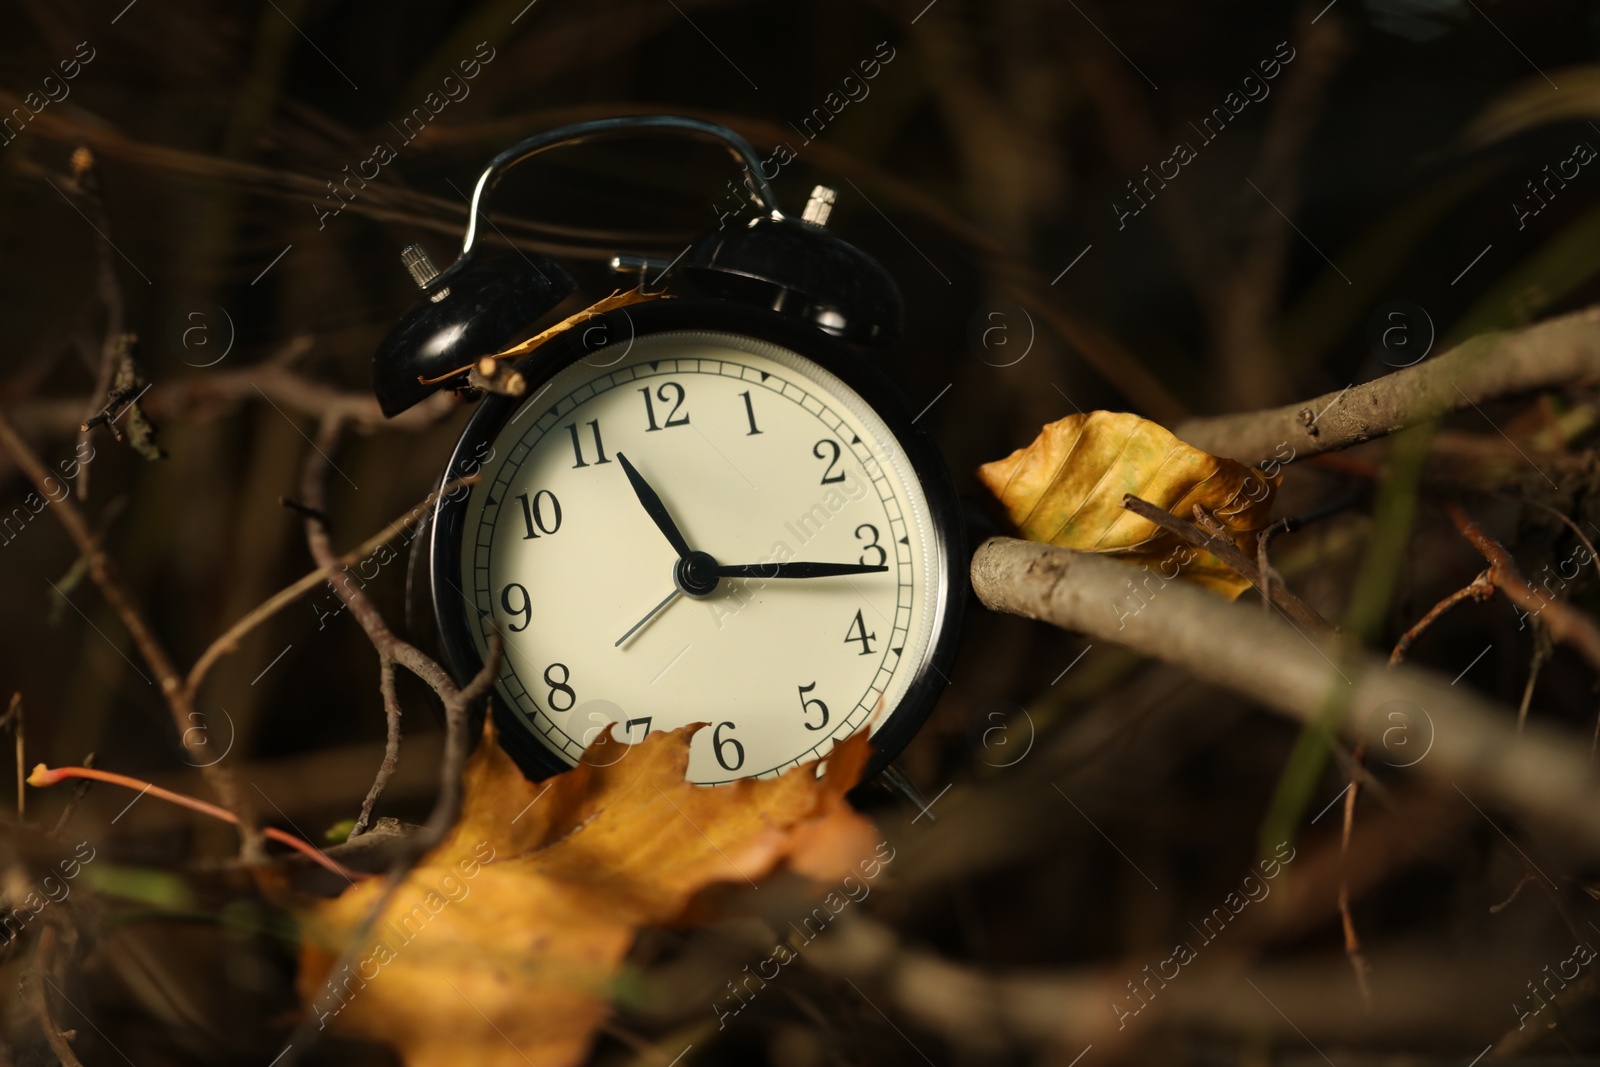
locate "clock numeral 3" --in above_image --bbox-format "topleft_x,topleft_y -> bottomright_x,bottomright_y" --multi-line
544,662 -> 575,712
813,439 -> 846,484
843,611 -> 877,656
565,419 -> 611,468
500,583 -> 532,632
737,390 -> 763,435
514,490 -> 562,539
855,523 -> 886,567
712,721 -> 745,770
797,682 -> 830,731
639,381 -> 690,431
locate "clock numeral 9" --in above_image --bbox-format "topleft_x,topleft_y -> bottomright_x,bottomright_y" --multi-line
843,611 -> 877,656
712,721 -> 745,771
544,662 -> 575,712
813,439 -> 846,484
855,523 -> 886,567
797,682 -> 829,731
639,381 -> 689,431
514,490 -> 562,539
500,583 -> 532,632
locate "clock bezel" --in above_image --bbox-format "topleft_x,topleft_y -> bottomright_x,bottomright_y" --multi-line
429,298 -> 965,784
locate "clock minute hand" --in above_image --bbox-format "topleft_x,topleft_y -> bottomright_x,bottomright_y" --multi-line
616,452 -> 693,560
715,562 -> 890,579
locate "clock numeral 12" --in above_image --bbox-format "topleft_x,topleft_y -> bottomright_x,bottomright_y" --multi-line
565,419 -> 611,468
737,390 -> 762,435
640,381 -> 689,431
514,490 -> 562,539
797,682 -> 830,731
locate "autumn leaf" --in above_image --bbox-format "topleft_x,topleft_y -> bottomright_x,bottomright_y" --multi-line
977,411 -> 1279,598
297,720 -> 878,1067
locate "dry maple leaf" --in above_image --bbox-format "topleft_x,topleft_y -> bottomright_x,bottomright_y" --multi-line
977,411 -> 1280,598
298,719 -> 878,1067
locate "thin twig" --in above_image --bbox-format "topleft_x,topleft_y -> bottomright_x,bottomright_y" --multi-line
278,414 -> 505,1067
1388,571 -> 1494,665
183,472 -> 478,703
1519,624 -> 1551,735
1121,493 -> 1336,637
353,656 -> 402,838
66,150 -> 124,504
1446,503 -> 1600,673
0,406 -> 263,860
21,925 -> 84,1067
1337,763 -> 1372,1007
28,764 -> 357,879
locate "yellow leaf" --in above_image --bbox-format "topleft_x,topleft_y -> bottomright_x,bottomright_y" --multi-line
977,411 -> 1279,598
489,288 -> 664,362
298,719 -> 878,1067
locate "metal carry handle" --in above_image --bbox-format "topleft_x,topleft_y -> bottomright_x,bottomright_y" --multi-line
457,115 -> 781,263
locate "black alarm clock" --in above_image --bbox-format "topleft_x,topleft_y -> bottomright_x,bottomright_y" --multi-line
373,116 -> 963,786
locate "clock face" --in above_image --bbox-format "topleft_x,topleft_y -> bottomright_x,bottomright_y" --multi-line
439,323 -> 948,784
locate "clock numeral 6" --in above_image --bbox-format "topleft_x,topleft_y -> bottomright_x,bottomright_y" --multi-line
500,583 -> 532,632
640,381 -> 689,431
544,662 -> 575,712
844,611 -> 877,656
813,439 -> 846,485
797,682 -> 830,731
712,721 -> 745,771
514,490 -> 562,539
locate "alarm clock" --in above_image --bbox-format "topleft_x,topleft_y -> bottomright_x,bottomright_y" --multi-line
373,116 -> 963,785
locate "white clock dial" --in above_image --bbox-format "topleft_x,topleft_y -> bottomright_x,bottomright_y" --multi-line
451,330 -> 940,784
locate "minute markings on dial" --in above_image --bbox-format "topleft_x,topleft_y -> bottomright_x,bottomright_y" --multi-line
471,349 -> 919,777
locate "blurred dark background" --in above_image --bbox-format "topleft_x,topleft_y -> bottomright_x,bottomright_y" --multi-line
4,0 -> 1600,1063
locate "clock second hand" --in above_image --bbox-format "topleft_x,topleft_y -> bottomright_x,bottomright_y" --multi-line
615,587 -> 682,647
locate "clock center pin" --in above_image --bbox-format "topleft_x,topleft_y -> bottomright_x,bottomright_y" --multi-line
674,550 -> 721,598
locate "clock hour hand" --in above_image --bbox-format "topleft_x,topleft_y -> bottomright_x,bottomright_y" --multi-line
616,452 -> 693,560
715,562 -> 889,579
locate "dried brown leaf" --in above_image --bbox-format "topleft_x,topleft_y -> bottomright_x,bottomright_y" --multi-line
977,411 -> 1279,598
298,719 -> 877,1067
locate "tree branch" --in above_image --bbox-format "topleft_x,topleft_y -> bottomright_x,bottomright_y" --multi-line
1173,304 -> 1600,463
970,536 -> 1600,846
1446,503 -> 1600,673
0,407 -> 262,860
1121,493 -> 1335,637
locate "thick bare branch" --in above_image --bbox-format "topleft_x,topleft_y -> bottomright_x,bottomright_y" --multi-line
971,536 -> 1600,846
1174,305 -> 1600,463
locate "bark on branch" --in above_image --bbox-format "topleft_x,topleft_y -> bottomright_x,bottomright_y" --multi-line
970,536 -> 1600,846
1173,305 -> 1600,463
